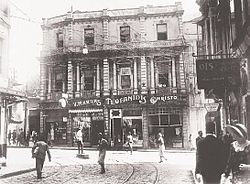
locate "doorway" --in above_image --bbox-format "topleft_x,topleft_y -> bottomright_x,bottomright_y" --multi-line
91,120 -> 104,145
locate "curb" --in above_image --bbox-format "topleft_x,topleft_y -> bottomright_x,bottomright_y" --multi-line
0,168 -> 36,179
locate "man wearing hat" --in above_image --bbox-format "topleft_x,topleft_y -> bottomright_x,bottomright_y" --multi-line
222,124 -> 250,183
195,121 -> 225,183
97,132 -> 108,174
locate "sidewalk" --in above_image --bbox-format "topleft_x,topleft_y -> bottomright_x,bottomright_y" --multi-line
0,146 -> 195,179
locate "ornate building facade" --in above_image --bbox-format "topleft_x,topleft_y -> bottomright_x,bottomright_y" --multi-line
40,2 -> 199,148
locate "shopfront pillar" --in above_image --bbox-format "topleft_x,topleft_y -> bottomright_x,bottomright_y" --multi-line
150,56 -> 155,94
171,57 -> 177,88
47,67 -> 52,100
40,62 -> 47,101
113,61 -> 117,95
133,59 -> 138,94
142,108 -> 149,148
67,60 -> 73,98
141,56 -> 147,94
75,62 -> 80,98
96,63 -> 101,97
103,59 -> 110,96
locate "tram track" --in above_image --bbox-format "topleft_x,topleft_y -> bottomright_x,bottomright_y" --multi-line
117,159 -> 159,184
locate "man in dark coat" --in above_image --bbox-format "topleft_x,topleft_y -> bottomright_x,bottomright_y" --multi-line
195,122 -> 224,184
32,133 -> 51,179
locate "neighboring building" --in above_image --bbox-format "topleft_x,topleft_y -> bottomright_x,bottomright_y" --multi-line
40,2 -> 202,148
229,0 -> 250,139
182,19 -> 206,147
0,0 -> 26,165
195,0 -> 247,134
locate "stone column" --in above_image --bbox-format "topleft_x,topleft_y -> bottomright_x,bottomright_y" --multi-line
172,57 -> 177,88
103,59 -> 110,96
179,54 -> 186,91
40,62 -> 47,101
133,59 -> 138,94
141,56 -> 147,94
47,67 -> 52,100
113,61 -> 117,95
96,63 -> 101,97
67,60 -> 73,98
204,18 -> 209,55
150,56 -> 155,94
75,62 -> 80,98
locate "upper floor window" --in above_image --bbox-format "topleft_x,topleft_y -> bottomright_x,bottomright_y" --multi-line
120,67 -> 131,89
56,32 -> 63,48
84,28 -> 94,45
157,61 -> 171,88
55,72 -> 63,92
81,68 -> 94,90
157,24 -> 168,40
120,26 -> 130,42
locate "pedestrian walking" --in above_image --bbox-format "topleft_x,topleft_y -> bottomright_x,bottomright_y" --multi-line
76,128 -> 84,154
127,132 -> 133,155
8,130 -> 12,145
195,122 -> 224,184
221,124 -> 250,184
97,132 -> 108,174
31,134 -> 51,179
19,128 -> 24,146
32,130 -> 38,143
156,132 -> 167,163
16,129 -> 21,146
196,130 -> 204,147
12,129 -> 16,145
188,134 -> 195,150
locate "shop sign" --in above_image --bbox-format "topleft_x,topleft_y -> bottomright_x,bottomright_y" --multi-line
196,58 -> 240,89
71,98 -> 102,107
105,95 -> 147,105
149,95 -> 178,104
204,103 -> 220,112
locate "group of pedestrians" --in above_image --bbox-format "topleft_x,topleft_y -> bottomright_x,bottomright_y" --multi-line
195,122 -> 250,184
7,128 -> 26,146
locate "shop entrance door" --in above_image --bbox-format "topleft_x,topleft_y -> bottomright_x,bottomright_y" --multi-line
91,121 -> 104,145
111,118 -> 122,146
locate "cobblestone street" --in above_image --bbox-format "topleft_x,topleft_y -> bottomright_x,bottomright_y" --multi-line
0,148 -> 196,184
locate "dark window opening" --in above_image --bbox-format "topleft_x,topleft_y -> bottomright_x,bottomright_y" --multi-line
84,28 -> 94,45
157,24 -> 168,40
83,70 -> 94,90
120,26 -> 130,42
55,73 -> 63,92
57,33 -> 63,48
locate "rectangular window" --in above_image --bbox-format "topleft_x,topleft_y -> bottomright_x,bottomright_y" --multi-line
83,70 -> 94,90
84,28 -> 94,45
120,67 -> 131,89
55,73 -> 63,92
157,24 -> 168,40
157,61 -> 171,87
120,26 -> 130,42
57,33 -> 63,48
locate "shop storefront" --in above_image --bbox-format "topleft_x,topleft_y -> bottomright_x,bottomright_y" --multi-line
45,109 -> 68,145
105,93 -> 188,149
69,98 -> 104,146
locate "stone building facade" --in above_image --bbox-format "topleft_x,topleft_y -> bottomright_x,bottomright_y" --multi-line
40,2 -> 200,148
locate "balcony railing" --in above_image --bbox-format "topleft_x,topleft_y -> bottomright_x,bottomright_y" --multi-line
41,39 -> 186,57
81,90 -> 96,98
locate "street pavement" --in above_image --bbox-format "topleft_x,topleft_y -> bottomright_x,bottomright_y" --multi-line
0,147 -> 196,183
